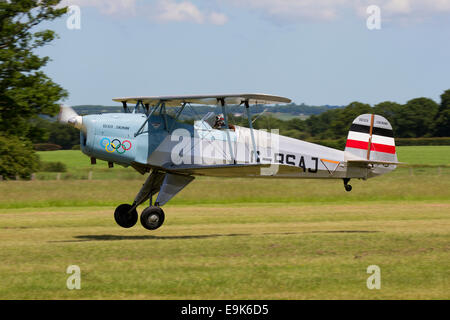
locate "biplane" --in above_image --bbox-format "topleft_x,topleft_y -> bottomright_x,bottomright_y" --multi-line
58,93 -> 400,231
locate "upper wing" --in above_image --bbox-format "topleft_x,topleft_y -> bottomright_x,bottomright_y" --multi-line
112,93 -> 291,107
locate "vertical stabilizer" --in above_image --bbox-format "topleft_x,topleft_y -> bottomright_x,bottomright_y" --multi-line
345,114 -> 397,163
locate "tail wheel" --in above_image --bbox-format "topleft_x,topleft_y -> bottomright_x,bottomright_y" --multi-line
140,206 -> 165,230
114,204 -> 138,228
343,178 -> 352,192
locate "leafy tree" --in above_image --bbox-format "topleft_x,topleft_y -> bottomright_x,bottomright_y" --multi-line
0,0 -> 67,135
0,0 -> 67,177
44,120 -> 79,149
29,117 -> 79,149
0,135 -> 39,179
328,102 -> 372,138
373,101 -> 402,129
433,89 -> 450,137
285,118 -> 307,132
396,98 -> 439,138
305,109 -> 339,138
253,114 -> 285,132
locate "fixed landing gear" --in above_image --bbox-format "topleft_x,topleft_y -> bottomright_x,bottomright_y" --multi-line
343,178 -> 352,192
114,204 -> 165,230
113,170 -> 167,230
113,169 -> 193,231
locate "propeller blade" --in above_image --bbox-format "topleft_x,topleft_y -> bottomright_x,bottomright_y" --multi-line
58,105 -> 83,130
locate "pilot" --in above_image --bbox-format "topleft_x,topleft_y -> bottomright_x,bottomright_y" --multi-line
213,114 -> 225,129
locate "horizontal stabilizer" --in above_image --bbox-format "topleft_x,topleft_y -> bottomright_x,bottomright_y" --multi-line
347,159 -> 404,166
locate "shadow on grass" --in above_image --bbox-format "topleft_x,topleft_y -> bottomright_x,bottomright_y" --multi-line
305,230 -> 380,234
50,230 -> 380,243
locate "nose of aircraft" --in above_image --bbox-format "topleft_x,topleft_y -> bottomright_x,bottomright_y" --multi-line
58,105 -> 85,132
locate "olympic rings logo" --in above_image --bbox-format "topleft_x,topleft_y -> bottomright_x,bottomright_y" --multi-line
100,138 -> 132,154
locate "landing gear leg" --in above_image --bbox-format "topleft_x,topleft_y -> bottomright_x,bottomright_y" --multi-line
343,178 -> 352,192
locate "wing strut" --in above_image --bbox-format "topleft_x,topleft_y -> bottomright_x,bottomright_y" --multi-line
132,100 -> 144,114
122,101 -> 129,113
161,102 -> 169,131
245,101 -> 258,163
169,102 -> 186,133
134,101 -> 161,137
219,98 -> 236,164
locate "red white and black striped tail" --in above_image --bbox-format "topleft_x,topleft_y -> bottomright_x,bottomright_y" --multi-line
345,114 -> 398,163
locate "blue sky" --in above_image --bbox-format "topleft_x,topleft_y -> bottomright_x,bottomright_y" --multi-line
39,0 -> 450,106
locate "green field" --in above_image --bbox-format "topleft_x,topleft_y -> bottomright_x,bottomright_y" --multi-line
0,147 -> 448,299
396,146 -> 450,166
36,150 -> 141,180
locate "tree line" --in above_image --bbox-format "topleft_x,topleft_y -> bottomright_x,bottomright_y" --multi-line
228,89 -> 450,142
32,88 -> 450,152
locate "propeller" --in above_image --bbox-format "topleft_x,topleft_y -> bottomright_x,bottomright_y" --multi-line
58,105 -> 83,130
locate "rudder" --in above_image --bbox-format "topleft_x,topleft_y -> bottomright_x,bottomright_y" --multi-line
345,114 -> 397,163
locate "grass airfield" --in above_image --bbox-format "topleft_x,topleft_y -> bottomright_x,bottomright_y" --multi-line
0,148 -> 449,299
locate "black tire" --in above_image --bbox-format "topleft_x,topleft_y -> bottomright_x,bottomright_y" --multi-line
140,206 -> 165,230
345,184 -> 353,192
114,204 -> 138,228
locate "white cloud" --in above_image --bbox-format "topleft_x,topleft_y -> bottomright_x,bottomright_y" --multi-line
61,0 -> 228,25
383,0 -> 412,14
61,0 -> 137,16
59,0 -> 450,24
156,0 -> 204,23
155,0 -> 228,25
226,0 -> 346,22
432,0 -> 450,10
367,0 -> 450,16
208,12 -> 228,25
367,0 -> 450,22
226,0 -> 450,22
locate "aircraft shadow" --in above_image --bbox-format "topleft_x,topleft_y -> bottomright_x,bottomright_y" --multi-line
50,230 -> 380,243
305,230 -> 380,234
76,233 -> 249,241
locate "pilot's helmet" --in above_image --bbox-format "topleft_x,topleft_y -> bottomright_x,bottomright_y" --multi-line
216,114 -> 225,122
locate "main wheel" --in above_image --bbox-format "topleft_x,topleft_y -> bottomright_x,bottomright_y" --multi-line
114,204 -> 138,228
345,184 -> 353,192
140,206 -> 165,230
